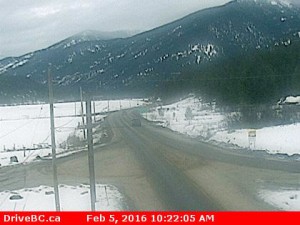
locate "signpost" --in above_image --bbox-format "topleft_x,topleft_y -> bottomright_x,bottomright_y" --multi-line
248,130 -> 256,150
86,97 -> 96,211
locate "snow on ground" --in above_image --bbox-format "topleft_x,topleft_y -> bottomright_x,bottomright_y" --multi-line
212,124 -> 300,156
0,184 -> 125,211
283,96 -> 300,105
94,99 -> 145,112
0,102 -> 85,153
145,97 -> 226,139
0,147 -> 82,168
0,117 -> 83,151
259,189 -> 300,211
0,99 -> 147,167
144,96 -> 300,156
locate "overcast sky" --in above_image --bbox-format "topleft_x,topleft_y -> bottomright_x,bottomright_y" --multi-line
0,0 -> 232,58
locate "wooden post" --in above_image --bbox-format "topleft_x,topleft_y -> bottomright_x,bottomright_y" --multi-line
80,87 -> 86,139
48,67 -> 61,211
86,97 -> 96,211
93,100 -> 96,123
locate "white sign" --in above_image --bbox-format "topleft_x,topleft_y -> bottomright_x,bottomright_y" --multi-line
248,130 -> 256,149
248,130 -> 256,137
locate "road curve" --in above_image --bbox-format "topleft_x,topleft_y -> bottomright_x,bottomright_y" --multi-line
106,109 -> 300,210
108,110 -> 221,210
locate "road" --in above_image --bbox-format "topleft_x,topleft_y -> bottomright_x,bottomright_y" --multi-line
0,109 -> 299,210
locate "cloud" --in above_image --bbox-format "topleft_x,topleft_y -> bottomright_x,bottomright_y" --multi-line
0,0 -> 230,58
30,6 -> 62,18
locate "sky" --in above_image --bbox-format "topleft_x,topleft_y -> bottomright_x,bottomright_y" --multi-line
0,0 -> 231,58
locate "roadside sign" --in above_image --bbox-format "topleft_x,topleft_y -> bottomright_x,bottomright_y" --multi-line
248,130 -> 256,137
248,130 -> 256,149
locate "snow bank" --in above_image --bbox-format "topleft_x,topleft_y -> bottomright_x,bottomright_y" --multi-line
144,96 -> 300,156
145,97 -> 226,139
211,124 -> 300,156
283,96 -> 300,105
259,189 -> 300,211
0,184 -> 126,211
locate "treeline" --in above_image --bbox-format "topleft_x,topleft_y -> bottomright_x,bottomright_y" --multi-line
160,38 -> 300,106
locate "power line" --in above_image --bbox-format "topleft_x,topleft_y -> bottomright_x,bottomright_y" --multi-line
0,119 -> 34,140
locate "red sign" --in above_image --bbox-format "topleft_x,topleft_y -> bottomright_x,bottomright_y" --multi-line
0,212 -> 299,225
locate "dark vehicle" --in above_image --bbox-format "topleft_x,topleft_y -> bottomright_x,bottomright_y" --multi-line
131,118 -> 141,127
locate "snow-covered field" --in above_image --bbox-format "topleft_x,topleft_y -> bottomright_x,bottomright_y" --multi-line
144,97 -> 300,156
0,99 -> 146,167
0,184 -> 125,211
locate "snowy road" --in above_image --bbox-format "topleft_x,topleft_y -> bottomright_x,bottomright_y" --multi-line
106,110 -> 300,210
0,109 -> 299,210
108,111 -> 220,210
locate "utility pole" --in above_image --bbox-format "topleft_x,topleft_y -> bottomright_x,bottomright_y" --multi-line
48,67 -> 61,211
80,87 -> 86,139
86,97 -> 96,211
93,100 -> 96,123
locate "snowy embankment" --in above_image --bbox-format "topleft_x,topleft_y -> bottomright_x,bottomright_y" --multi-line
0,99 -> 146,167
143,96 -> 300,211
212,124 -> 300,156
144,97 -> 300,156
259,189 -> 300,211
0,184 -> 126,211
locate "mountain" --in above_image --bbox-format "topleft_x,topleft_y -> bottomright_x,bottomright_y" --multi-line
0,0 -> 300,104
52,30 -> 138,49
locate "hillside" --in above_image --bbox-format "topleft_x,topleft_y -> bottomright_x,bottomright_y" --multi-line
0,0 -> 299,104
170,36 -> 300,105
